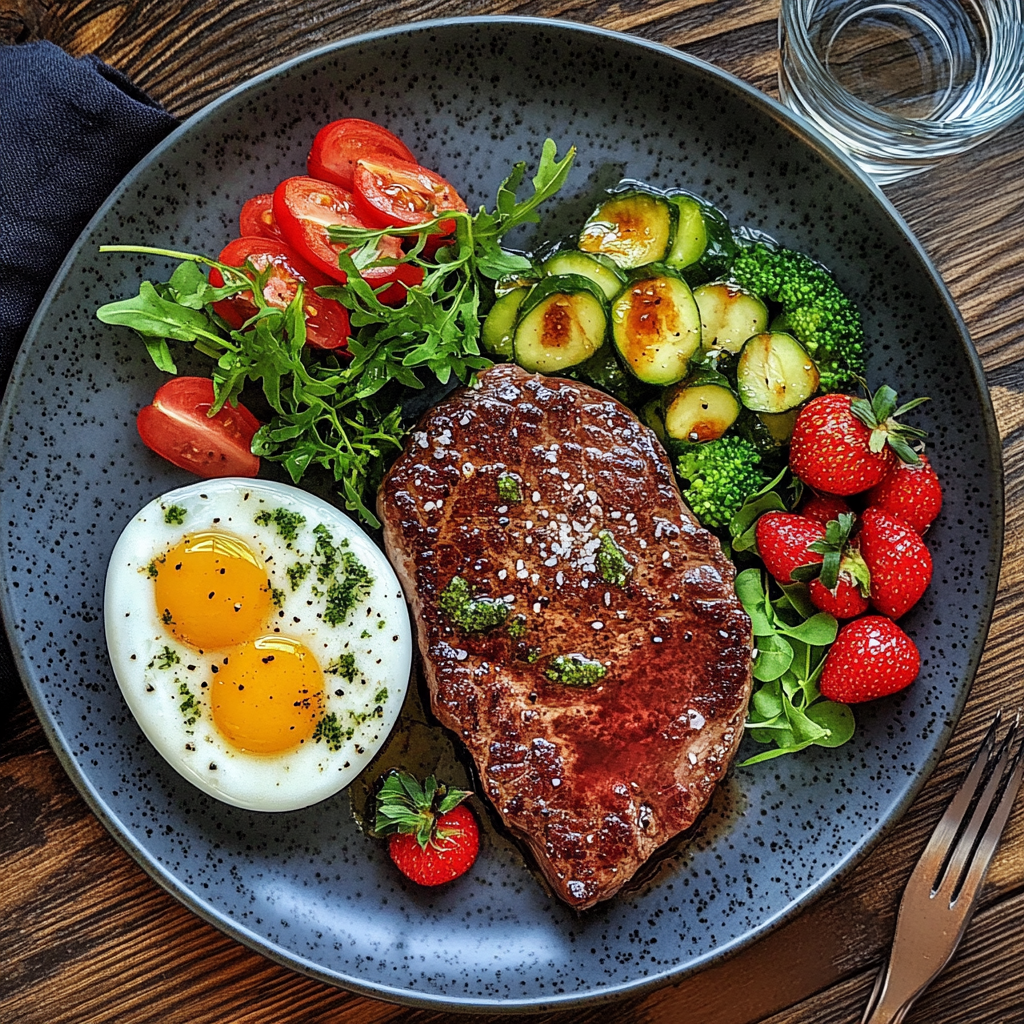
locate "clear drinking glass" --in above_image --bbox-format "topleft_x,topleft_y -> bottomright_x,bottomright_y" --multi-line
778,0 -> 1024,183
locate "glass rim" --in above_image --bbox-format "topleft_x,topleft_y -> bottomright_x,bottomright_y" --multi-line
779,0 -> 1024,139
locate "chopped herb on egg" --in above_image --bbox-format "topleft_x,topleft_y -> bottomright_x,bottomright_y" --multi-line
545,653 -> 607,687
313,523 -> 338,582
161,609 -> 174,625
163,505 -> 187,526
326,652 -> 358,682
439,575 -> 510,633
271,586 -> 286,608
313,712 -> 346,752
146,560 -> 160,578
349,705 -> 384,727
497,473 -> 522,503
148,645 -> 180,670
596,530 -> 631,587
287,561 -> 310,590
254,507 -> 306,543
373,686 -> 389,704
178,681 -> 200,727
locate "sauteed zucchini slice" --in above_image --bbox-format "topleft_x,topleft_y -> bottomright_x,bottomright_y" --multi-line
513,275 -> 608,373
694,282 -> 769,355
610,270 -> 702,385
542,250 -> 626,300
736,331 -> 820,413
578,190 -> 674,269
481,288 -> 528,358
662,372 -> 741,442
665,194 -> 708,270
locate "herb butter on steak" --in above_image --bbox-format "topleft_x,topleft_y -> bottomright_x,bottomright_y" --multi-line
379,364 -> 752,909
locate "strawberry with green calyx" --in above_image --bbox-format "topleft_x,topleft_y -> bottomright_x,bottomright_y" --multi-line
789,385 -> 929,496
755,512 -> 825,584
755,511 -> 870,619
859,507 -> 933,619
375,771 -> 480,886
865,453 -> 942,534
820,615 -> 921,703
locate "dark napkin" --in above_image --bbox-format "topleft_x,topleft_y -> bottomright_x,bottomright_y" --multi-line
0,41 -> 180,715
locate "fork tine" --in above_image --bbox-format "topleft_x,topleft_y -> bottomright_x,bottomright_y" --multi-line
935,714 -> 1019,901
951,719 -> 1024,909
914,712 -> 1000,882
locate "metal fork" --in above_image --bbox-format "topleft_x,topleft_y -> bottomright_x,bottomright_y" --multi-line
861,710 -> 1024,1024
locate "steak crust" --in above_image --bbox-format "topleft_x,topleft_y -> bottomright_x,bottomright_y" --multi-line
379,364 -> 752,909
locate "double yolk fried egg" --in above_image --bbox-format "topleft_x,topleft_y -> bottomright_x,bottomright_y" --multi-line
104,478 -> 412,811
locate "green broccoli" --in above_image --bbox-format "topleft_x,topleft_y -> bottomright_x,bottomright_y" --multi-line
676,436 -> 770,529
728,242 -> 865,391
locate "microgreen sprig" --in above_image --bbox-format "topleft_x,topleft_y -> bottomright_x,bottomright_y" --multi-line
734,569 -> 854,765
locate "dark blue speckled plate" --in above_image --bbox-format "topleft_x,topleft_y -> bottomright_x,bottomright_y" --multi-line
0,16 -> 1002,1012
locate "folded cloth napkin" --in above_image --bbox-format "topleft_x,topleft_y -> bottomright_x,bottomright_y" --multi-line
0,41 -> 180,715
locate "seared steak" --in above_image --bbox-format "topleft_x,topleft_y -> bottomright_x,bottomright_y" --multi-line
379,364 -> 752,909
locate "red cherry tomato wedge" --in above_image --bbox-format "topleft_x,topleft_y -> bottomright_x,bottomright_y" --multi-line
137,377 -> 261,479
209,236 -> 350,351
239,193 -> 284,242
307,118 -> 416,191
272,175 -> 422,304
352,157 -> 468,237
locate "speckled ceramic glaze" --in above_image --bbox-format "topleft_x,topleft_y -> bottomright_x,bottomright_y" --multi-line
0,17 -> 1002,1011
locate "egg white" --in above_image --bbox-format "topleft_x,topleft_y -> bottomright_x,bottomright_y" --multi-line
103,478 -> 412,812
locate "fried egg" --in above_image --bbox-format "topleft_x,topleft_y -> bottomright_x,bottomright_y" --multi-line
103,478 -> 412,811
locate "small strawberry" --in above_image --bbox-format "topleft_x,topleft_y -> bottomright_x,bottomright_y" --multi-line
820,615 -> 921,703
859,507 -> 932,619
756,511 -> 870,619
375,771 -> 479,886
755,512 -> 824,583
865,453 -> 942,533
800,492 -> 853,525
789,385 -> 928,496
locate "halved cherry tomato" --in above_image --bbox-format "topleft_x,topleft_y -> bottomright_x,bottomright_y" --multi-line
272,175 -> 423,304
209,236 -> 350,351
352,157 -> 468,237
137,377 -> 261,479
307,118 -> 416,191
239,193 -> 284,242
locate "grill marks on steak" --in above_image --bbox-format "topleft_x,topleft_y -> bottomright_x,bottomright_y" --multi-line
379,364 -> 752,909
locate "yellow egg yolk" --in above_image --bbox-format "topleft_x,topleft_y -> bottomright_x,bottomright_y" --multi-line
209,635 -> 325,754
154,532 -> 272,650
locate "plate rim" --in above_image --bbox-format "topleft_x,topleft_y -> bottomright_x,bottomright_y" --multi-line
0,13 -> 1005,1012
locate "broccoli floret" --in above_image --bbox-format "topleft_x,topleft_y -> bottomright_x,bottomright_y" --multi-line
728,242 -> 865,391
676,436 -> 770,529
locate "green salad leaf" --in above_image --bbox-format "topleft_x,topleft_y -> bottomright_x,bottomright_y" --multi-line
734,569 -> 854,765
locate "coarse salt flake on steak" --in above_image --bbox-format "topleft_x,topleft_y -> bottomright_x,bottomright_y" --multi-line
379,363 -> 752,909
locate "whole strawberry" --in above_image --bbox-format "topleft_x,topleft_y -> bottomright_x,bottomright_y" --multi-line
865,453 -> 942,533
859,507 -> 932,619
375,772 -> 479,886
755,512 -> 824,583
820,615 -> 921,703
789,385 -> 927,496
756,511 -> 870,619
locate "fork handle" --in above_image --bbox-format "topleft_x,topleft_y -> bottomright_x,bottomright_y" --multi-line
861,970 -> 914,1024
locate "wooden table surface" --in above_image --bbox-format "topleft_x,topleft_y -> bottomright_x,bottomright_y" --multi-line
3,1 -> 1024,1022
